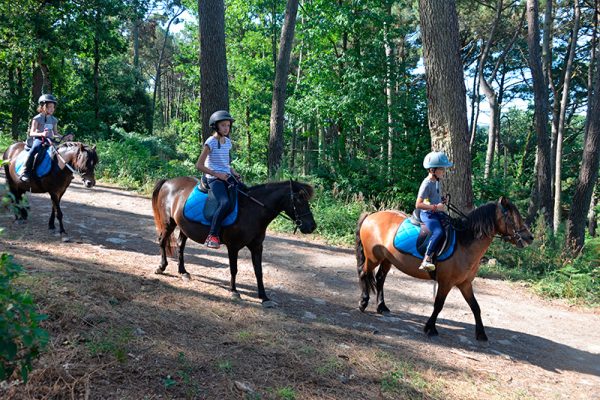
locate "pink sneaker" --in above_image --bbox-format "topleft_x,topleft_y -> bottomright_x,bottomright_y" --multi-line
205,235 -> 221,249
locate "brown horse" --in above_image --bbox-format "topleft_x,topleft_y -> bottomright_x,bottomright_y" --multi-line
356,197 -> 533,341
3,141 -> 98,240
152,178 -> 317,306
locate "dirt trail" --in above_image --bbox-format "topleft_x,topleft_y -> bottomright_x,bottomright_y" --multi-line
1,175 -> 599,399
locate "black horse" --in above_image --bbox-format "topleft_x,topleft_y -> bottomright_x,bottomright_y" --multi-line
3,140 -> 98,240
152,178 -> 317,305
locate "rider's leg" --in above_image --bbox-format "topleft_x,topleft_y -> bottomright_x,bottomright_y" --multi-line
419,211 -> 443,271
206,178 -> 230,248
20,138 -> 43,182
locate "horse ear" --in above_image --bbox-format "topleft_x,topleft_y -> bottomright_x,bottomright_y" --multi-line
91,145 -> 96,152
498,196 -> 509,207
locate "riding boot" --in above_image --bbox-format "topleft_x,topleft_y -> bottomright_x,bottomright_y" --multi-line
20,151 -> 36,182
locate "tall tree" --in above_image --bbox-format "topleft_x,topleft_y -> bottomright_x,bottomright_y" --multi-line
199,0 -> 229,142
419,0 -> 473,210
553,0 -> 581,232
268,0 -> 300,177
525,0 -> 553,228
566,14 -> 600,252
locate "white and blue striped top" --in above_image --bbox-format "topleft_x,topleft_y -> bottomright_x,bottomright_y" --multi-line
204,135 -> 232,178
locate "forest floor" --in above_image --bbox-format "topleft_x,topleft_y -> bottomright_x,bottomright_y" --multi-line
1,173 -> 599,400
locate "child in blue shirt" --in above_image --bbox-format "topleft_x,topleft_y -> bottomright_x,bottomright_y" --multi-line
415,151 -> 453,271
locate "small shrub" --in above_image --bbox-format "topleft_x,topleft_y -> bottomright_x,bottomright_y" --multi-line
0,253 -> 49,382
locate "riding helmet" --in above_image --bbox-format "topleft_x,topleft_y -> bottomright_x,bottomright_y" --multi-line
38,94 -> 58,105
423,151 -> 453,169
209,110 -> 235,129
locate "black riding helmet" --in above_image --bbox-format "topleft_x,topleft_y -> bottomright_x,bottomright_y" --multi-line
209,110 -> 235,131
38,94 -> 58,105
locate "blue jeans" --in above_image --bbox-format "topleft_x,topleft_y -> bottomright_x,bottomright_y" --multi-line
25,138 -> 45,168
420,210 -> 445,257
206,177 -> 231,237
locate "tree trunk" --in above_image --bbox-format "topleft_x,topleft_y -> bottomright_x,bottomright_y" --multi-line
93,29 -> 100,121
526,0 -> 553,228
384,12 -> 395,181
553,0 -> 580,232
418,0 -> 473,210
566,8 -> 600,252
589,188 -> 597,237
268,0 -> 299,178
199,0 -> 230,142
32,51 -> 51,102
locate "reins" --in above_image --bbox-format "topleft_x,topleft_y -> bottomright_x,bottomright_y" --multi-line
47,138 -> 88,183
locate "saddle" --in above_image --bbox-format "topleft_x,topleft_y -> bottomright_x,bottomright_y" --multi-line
182,178 -> 239,226
393,211 -> 456,262
14,145 -> 55,178
408,209 -> 454,258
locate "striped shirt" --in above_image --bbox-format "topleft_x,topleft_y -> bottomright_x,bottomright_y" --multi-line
203,135 -> 232,178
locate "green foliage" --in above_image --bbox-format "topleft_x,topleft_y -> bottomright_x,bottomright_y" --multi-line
96,128 -> 197,191
0,253 -> 49,382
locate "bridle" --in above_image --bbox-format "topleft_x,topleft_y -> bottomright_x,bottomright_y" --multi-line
498,203 -> 528,246
231,178 -> 312,234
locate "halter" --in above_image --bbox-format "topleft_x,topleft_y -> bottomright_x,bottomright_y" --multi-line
498,203 -> 528,246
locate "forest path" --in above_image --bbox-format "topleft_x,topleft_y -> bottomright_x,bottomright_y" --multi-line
1,174 -> 599,399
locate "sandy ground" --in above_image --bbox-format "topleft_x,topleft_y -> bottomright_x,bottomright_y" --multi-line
1,174 -> 599,399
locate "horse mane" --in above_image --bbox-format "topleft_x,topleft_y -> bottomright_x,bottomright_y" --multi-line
57,141 -> 98,170
248,181 -> 314,200
456,202 -> 497,246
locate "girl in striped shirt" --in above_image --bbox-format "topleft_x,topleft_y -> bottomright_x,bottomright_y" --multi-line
196,110 -> 241,249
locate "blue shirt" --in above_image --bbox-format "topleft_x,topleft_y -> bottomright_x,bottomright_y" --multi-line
203,135 -> 232,178
417,176 -> 442,205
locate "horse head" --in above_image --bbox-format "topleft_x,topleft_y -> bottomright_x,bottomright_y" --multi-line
58,142 -> 99,188
495,196 -> 534,248
283,181 -> 317,234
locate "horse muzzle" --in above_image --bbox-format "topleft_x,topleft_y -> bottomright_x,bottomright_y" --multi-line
83,178 -> 95,188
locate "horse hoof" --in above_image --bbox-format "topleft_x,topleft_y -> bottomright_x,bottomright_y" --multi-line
377,305 -> 391,314
154,268 -> 165,275
14,219 -> 26,225
358,301 -> 368,312
231,292 -> 241,299
180,273 -> 191,281
49,228 -> 56,233
262,300 -> 277,308
476,332 -> 488,342
424,325 -> 439,337
61,236 -> 70,243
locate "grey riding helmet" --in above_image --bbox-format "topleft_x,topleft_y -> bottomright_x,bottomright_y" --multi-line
38,94 -> 58,105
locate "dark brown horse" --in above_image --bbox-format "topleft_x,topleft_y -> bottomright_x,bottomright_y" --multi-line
152,178 -> 317,306
3,141 -> 98,240
356,197 -> 533,341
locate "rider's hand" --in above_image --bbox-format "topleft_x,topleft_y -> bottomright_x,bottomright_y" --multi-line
42,128 -> 50,138
215,172 -> 229,181
436,203 -> 447,213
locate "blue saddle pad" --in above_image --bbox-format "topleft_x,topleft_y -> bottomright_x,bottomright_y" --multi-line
14,147 -> 54,178
393,219 -> 456,261
183,185 -> 238,226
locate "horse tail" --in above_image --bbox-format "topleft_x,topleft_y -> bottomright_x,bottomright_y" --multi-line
152,179 -> 176,257
356,212 -> 376,294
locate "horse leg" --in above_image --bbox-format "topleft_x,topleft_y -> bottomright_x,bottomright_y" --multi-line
12,190 -> 29,221
155,221 -> 176,274
177,232 -> 191,281
375,260 -> 392,314
48,197 -> 56,232
227,247 -> 241,299
457,280 -> 488,341
358,259 -> 378,312
49,193 -> 68,240
248,239 -> 273,307
424,282 -> 452,337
